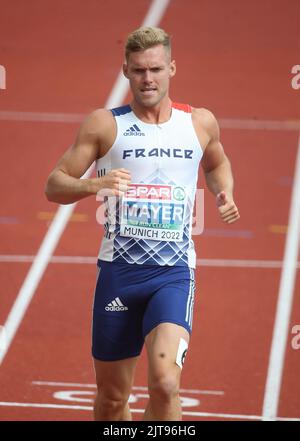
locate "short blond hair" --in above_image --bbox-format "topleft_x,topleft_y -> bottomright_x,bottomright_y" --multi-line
125,26 -> 171,60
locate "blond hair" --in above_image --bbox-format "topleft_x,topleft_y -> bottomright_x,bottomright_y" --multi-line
125,27 -> 171,60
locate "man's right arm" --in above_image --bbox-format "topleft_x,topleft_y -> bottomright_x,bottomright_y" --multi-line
45,109 -> 131,204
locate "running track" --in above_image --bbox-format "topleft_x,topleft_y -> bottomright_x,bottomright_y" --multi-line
0,0 -> 300,421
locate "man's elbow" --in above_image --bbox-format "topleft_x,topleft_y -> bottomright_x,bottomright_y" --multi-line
45,181 -> 54,202
45,173 -> 58,202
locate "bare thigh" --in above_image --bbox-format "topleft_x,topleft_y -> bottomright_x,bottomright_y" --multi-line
93,356 -> 139,399
145,323 -> 190,381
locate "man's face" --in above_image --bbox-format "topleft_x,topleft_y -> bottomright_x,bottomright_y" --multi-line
123,44 -> 176,108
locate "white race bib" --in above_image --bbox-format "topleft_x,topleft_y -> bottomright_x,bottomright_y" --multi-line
119,184 -> 186,242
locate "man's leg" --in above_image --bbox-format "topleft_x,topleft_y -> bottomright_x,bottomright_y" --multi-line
93,356 -> 139,421
143,323 -> 190,421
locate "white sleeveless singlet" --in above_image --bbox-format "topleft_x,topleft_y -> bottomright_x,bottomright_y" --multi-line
95,102 -> 203,268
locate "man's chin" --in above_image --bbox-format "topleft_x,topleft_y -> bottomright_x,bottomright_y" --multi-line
136,94 -> 163,108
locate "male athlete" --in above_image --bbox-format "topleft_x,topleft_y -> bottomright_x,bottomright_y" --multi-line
45,27 -> 240,421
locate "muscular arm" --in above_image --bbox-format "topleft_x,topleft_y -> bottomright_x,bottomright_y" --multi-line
201,112 -> 233,198
45,109 -> 130,204
194,108 -> 240,224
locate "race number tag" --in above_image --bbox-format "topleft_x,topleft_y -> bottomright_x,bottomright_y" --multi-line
119,184 -> 186,242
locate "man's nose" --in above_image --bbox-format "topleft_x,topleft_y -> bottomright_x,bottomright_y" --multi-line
143,70 -> 153,83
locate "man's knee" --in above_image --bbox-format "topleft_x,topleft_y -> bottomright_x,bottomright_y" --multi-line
148,372 -> 180,402
95,389 -> 129,415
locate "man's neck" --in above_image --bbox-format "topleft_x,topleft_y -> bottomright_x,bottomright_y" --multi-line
130,96 -> 172,124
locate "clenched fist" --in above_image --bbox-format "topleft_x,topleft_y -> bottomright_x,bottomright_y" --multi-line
93,168 -> 131,198
216,191 -> 240,224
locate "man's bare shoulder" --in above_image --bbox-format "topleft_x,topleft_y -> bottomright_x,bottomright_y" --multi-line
74,108 -> 116,158
192,107 -> 219,134
81,108 -> 115,133
191,107 -> 220,150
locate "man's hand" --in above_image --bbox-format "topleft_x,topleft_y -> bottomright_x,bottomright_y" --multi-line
216,191 -> 240,224
94,168 -> 131,198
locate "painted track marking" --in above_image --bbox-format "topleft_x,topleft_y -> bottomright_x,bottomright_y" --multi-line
1,254 -> 300,268
31,380 -> 224,396
262,133 -> 300,420
0,401 -> 299,421
0,111 -> 300,131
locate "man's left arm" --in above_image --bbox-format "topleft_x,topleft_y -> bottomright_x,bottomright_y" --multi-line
196,109 -> 240,224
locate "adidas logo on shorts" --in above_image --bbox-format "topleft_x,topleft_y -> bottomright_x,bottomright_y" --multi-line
105,297 -> 128,312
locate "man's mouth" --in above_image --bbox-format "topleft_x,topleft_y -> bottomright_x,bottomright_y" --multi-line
140,88 -> 157,94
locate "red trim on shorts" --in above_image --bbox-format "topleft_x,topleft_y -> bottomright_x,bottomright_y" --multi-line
172,102 -> 192,113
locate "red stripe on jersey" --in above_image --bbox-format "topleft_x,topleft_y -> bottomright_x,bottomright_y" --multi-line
172,102 -> 192,113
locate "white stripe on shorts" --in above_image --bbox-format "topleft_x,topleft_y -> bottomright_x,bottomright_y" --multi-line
185,268 -> 195,327
185,281 -> 192,323
189,269 -> 195,328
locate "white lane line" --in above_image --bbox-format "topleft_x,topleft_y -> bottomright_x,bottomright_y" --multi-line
0,254 -> 296,269
219,118 -> 300,131
31,381 -> 224,396
0,255 -> 97,264
0,0 -> 171,366
0,205 -> 76,365
1,254 -> 300,268
0,401 -> 299,420
197,259 -> 292,269
262,133 -> 300,420
0,111 -> 85,123
0,402 -> 93,411
1,111 -> 300,131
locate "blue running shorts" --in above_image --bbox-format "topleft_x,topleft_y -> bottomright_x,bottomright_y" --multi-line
92,260 -> 196,361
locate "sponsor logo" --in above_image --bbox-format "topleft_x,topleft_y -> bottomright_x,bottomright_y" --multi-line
124,124 -> 145,136
126,184 -> 171,200
105,297 -> 128,312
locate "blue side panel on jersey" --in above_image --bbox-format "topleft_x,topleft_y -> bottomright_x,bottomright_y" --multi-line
111,105 -> 132,116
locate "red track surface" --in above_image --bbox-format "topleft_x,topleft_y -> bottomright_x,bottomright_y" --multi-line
0,0 -> 300,421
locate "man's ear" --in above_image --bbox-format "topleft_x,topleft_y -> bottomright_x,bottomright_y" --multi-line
123,63 -> 129,79
169,60 -> 176,78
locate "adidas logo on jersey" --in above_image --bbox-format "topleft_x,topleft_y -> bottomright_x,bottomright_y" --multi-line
124,124 -> 145,136
105,297 -> 128,312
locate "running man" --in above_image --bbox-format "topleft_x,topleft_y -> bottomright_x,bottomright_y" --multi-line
45,27 -> 240,421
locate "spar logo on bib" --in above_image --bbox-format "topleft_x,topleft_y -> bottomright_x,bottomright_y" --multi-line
120,184 -> 187,242
126,184 -> 171,200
